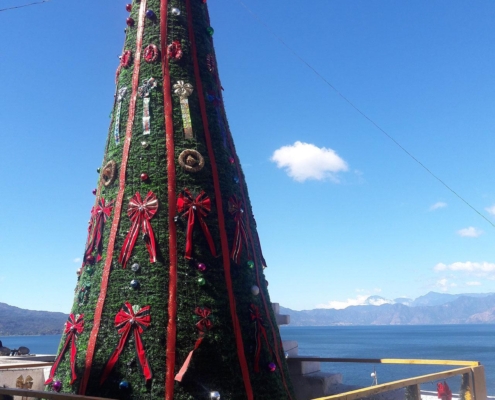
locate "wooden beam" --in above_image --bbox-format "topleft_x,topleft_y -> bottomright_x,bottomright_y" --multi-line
472,365 -> 487,400
293,357 -> 480,367
0,387 -> 116,400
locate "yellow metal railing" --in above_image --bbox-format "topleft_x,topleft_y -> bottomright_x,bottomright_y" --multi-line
299,358 -> 487,400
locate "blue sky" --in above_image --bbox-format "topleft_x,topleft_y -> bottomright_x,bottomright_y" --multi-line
1,0 -> 495,312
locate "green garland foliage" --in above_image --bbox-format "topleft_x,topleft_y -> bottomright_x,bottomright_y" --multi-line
49,1 -> 295,399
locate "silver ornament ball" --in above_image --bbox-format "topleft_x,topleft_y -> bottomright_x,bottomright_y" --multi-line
210,391 -> 221,400
285,351 -> 289,359
251,285 -> 260,296
171,7 -> 181,16
131,263 -> 140,272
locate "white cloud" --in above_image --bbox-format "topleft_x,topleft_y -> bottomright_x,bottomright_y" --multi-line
73,257 -> 81,263
316,295 -> 368,310
485,205 -> 495,216
435,261 -> 495,273
436,278 -> 452,292
466,281 -> 481,286
430,202 -> 447,211
271,141 -> 348,182
457,227 -> 483,238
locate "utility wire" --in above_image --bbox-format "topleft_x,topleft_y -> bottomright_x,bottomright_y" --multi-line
0,0 -> 50,12
236,0 -> 495,229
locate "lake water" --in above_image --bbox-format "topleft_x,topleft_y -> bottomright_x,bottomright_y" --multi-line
2,325 -> 494,394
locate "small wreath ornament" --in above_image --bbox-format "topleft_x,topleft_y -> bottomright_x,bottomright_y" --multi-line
121,50 -> 133,68
101,160 -> 117,187
178,149 -> 205,173
167,41 -> 183,61
143,44 -> 159,63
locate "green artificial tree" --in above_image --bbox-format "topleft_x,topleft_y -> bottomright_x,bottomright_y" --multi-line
45,1 -> 295,399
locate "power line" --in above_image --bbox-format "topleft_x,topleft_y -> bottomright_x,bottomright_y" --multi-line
236,0 -> 495,229
0,0 -> 50,12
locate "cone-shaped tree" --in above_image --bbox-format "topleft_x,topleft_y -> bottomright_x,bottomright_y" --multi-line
46,1 -> 294,399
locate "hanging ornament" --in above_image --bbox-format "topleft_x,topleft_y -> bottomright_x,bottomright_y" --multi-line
85,255 -> 96,265
171,7 -> 181,16
113,87 -> 128,145
52,380 -> 62,392
83,197 -> 114,266
206,26 -> 214,36
233,176 -> 239,184
143,44 -> 159,63
125,4 -> 132,12
173,81 -> 194,139
250,304 -> 276,373
116,51 -> 133,83
101,160 -> 117,187
45,314 -> 84,385
251,285 -> 260,296
177,189 -> 217,259
210,392 -> 221,400
268,362 -> 277,372
92,189 -> 97,195
140,173 -> 149,181
138,77 -> 157,136
118,191 -> 158,268
285,351 -> 289,359
197,277 -> 206,286
197,262 -> 207,272
130,279 -> 140,289
85,266 -> 94,276
78,283 -> 91,306
126,17 -> 135,27
178,149 -> 205,173
247,260 -> 255,269
141,140 -> 149,149
228,157 -> 235,164
175,307 -> 213,381
131,263 -> 140,272
145,9 -> 156,19
100,303 -> 152,385
119,380 -> 130,390
206,54 -> 215,73
167,41 -> 183,61
96,167 -> 101,173
228,196 -> 248,264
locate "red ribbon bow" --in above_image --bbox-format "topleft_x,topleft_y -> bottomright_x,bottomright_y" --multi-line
175,307 -> 214,382
250,304 -> 273,373
101,303 -> 152,385
437,381 -> 452,400
228,196 -> 248,264
177,189 -> 217,259
45,314 -> 84,385
119,191 -> 158,268
83,197 -> 113,266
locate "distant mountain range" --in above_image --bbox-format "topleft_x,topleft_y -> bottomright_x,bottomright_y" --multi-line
281,292 -> 495,326
0,303 -> 68,336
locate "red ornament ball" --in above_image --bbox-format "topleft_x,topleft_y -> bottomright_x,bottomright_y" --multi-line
126,17 -> 135,27
125,3 -> 132,12
140,173 -> 149,181
85,255 -> 96,265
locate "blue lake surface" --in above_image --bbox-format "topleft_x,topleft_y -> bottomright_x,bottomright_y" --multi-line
281,325 -> 495,394
2,325 -> 493,394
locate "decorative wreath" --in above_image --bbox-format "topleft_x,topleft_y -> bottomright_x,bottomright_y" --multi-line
167,41 -> 183,61
120,50 -> 133,68
101,160 -> 117,187
143,44 -> 159,63
178,149 -> 205,173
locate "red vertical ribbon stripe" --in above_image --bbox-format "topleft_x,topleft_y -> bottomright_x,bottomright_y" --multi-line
100,303 -> 152,385
45,314 -> 84,385
177,189 -> 217,259
119,191 -> 159,268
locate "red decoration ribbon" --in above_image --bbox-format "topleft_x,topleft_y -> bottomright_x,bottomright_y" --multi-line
100,303 -> 152,385
228,196 -> 248,264
437,381 -> 452,400
250,304 -> 272,373
177,189 -> 216,259
175,307 -> 213,382
83,198 -> 113,266
167,41 -> 183,60
45,314 -> 84,385
119,191 -> 158,268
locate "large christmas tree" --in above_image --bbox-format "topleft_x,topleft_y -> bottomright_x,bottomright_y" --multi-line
45,1 -> 294,399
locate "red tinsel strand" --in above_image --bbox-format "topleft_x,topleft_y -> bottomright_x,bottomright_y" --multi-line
228,196 -> 248,264
45,314 -> 84,385
118,191 -> 158,268
100,303 -> 152,385
177,189 -> 217,259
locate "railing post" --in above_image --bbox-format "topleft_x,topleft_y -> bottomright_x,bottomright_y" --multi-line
405,384 -> 421,400
471,366 -> 487,400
